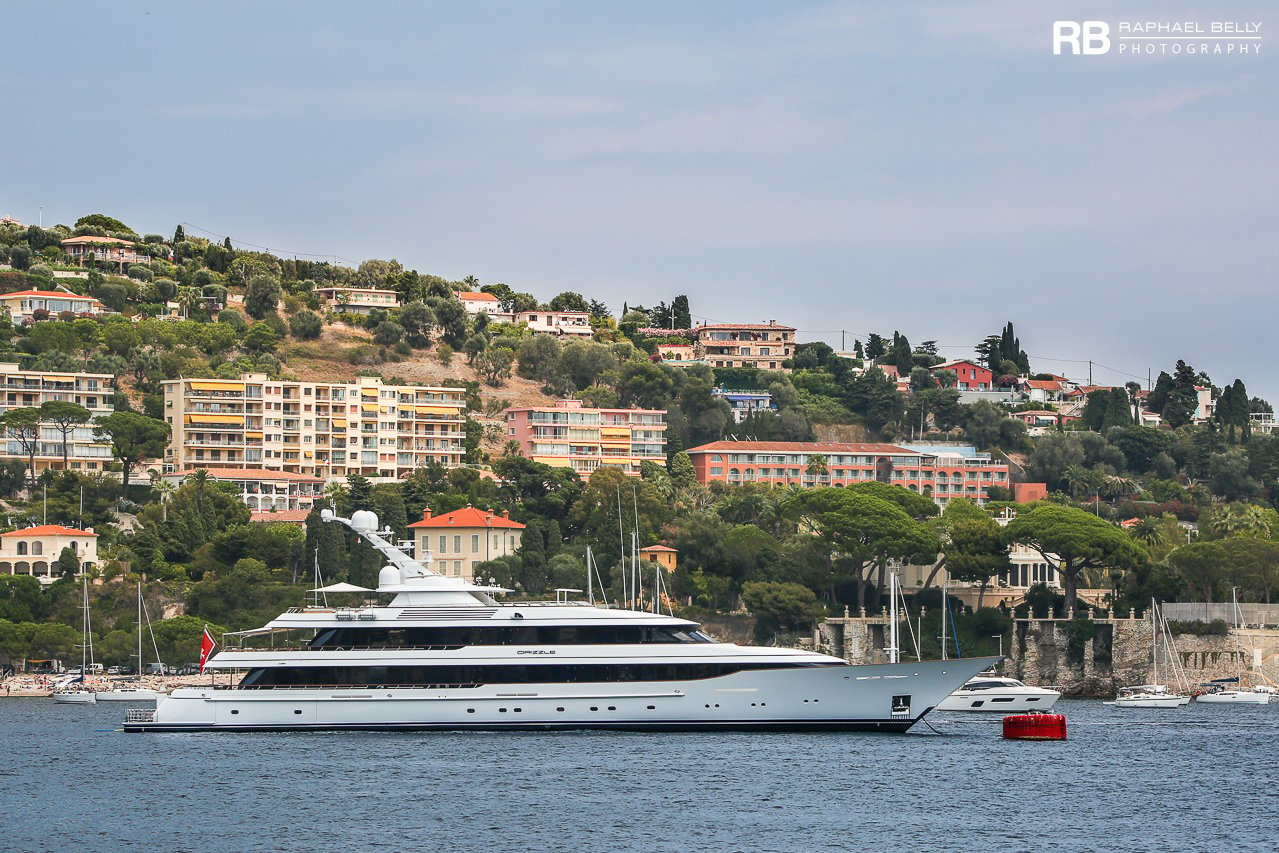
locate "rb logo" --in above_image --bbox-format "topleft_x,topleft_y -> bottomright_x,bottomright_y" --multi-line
1053,21 -> 1111,54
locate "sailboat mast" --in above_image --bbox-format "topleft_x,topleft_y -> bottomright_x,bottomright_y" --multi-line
586,546 -> 594,605
940,582 -> 948,661
137,580 -> 143,679
888,571 -> 899,664
1156,601 -> 1166,685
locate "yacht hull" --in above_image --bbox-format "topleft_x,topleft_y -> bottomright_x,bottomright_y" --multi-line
1195,691 -> 1272,705
1112,695 -> 1190,708
124,656 -> 999,733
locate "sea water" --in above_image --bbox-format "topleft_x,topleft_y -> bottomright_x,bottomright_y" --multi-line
1,698 -> 1274,852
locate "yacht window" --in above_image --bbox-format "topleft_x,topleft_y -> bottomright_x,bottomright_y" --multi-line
239,660 -> 831,689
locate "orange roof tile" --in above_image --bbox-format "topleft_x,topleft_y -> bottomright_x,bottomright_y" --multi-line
408,507 -> 525,529
250,510 -> 311,524
2,524 -> 97,537
459,292 -> 499,301
0,290 -> 100,300
60,235 -> 136,246
698,322 -> 796,331
639,544 -> 677,552
688,440 -> 918,455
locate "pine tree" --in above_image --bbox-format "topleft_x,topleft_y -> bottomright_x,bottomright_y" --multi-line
544,519 -> 562,558
671,295 -> 692,329
1147,371 -> 1173,414
173,224 -> 185,244
864,333 -> 886,361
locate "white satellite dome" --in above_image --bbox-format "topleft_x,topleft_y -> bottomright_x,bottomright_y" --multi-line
378,565 -> 401,588
351,510 -> 379,532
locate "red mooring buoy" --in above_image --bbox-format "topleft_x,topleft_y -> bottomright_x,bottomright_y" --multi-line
1002,712 -> 1067,740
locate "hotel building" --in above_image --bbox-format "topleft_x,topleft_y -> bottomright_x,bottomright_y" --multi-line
161,373 -> 467,482
0,363 -> 115,474
504,399 -> 666,477
686,440 -> 1011,506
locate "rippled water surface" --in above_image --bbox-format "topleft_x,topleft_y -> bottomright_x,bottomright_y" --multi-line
1,698 -> 1275,852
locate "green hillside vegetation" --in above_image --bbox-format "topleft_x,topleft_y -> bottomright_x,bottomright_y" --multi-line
2,214 -> 1278,660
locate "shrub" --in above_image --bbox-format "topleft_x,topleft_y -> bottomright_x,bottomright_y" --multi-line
289,309 -> 322,340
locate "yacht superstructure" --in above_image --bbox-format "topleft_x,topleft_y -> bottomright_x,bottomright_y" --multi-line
125,509 -> 996,733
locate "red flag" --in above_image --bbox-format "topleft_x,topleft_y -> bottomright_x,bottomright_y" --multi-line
199,626 -> 217,674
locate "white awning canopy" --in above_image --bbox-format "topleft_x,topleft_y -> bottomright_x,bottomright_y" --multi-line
310,582 -> 374,593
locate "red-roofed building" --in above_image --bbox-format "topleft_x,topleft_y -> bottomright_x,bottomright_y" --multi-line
0,289 -> 108,323
695,321 -> 795,371
408,507 -> 526,580
458,291 -> 514,323
1024,378 -> 1072,403
639,544 -> 677,572
930,360 -> 992,391
0,524 -> 98,583
60,235 -> 151,271
686,440 -> 1011,505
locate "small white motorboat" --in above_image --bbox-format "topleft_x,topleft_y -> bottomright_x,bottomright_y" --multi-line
937,675 -> 1062,712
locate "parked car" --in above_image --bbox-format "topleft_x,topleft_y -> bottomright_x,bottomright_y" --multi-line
144,663 -> 174,676
107,666 -> 122,675
86,663 -> 104,675
66,667 -> 83,677
177,664 -> 200,676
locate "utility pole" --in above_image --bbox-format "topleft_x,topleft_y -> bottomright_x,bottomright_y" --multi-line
1088,361 -> 1093,386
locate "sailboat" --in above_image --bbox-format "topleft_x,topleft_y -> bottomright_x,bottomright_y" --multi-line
1112,600 -> 1190,708
1195,589 -> 1274,705
97,582 -> 164,702
52,575 -> 97,705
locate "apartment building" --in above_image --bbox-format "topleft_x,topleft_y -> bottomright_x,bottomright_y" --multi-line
408,506 -> 525,580
695,321 -> 795,370
0,363 -> 114,475
686,440 -> 1011,506
315,286 -> 402,316
504,399 -> 667,477
515,310 -> 594,337
162,373 -> 467,482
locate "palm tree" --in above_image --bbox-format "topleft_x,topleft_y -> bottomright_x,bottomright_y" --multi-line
186,469 -> 210,514
149,470 -> 176,522
176,286 -> 202,319
462,275 -> 480,291
1100,475 -> 1141,501
1205,503 -> 1272,539
805,454 -> 829,486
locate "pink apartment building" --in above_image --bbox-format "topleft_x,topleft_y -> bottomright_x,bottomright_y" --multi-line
505,399 -> 666,477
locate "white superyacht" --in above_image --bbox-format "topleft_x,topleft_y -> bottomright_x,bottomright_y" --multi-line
124,509 -> 996,733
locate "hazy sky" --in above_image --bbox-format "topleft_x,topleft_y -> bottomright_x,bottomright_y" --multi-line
5,2 -> 1275,397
